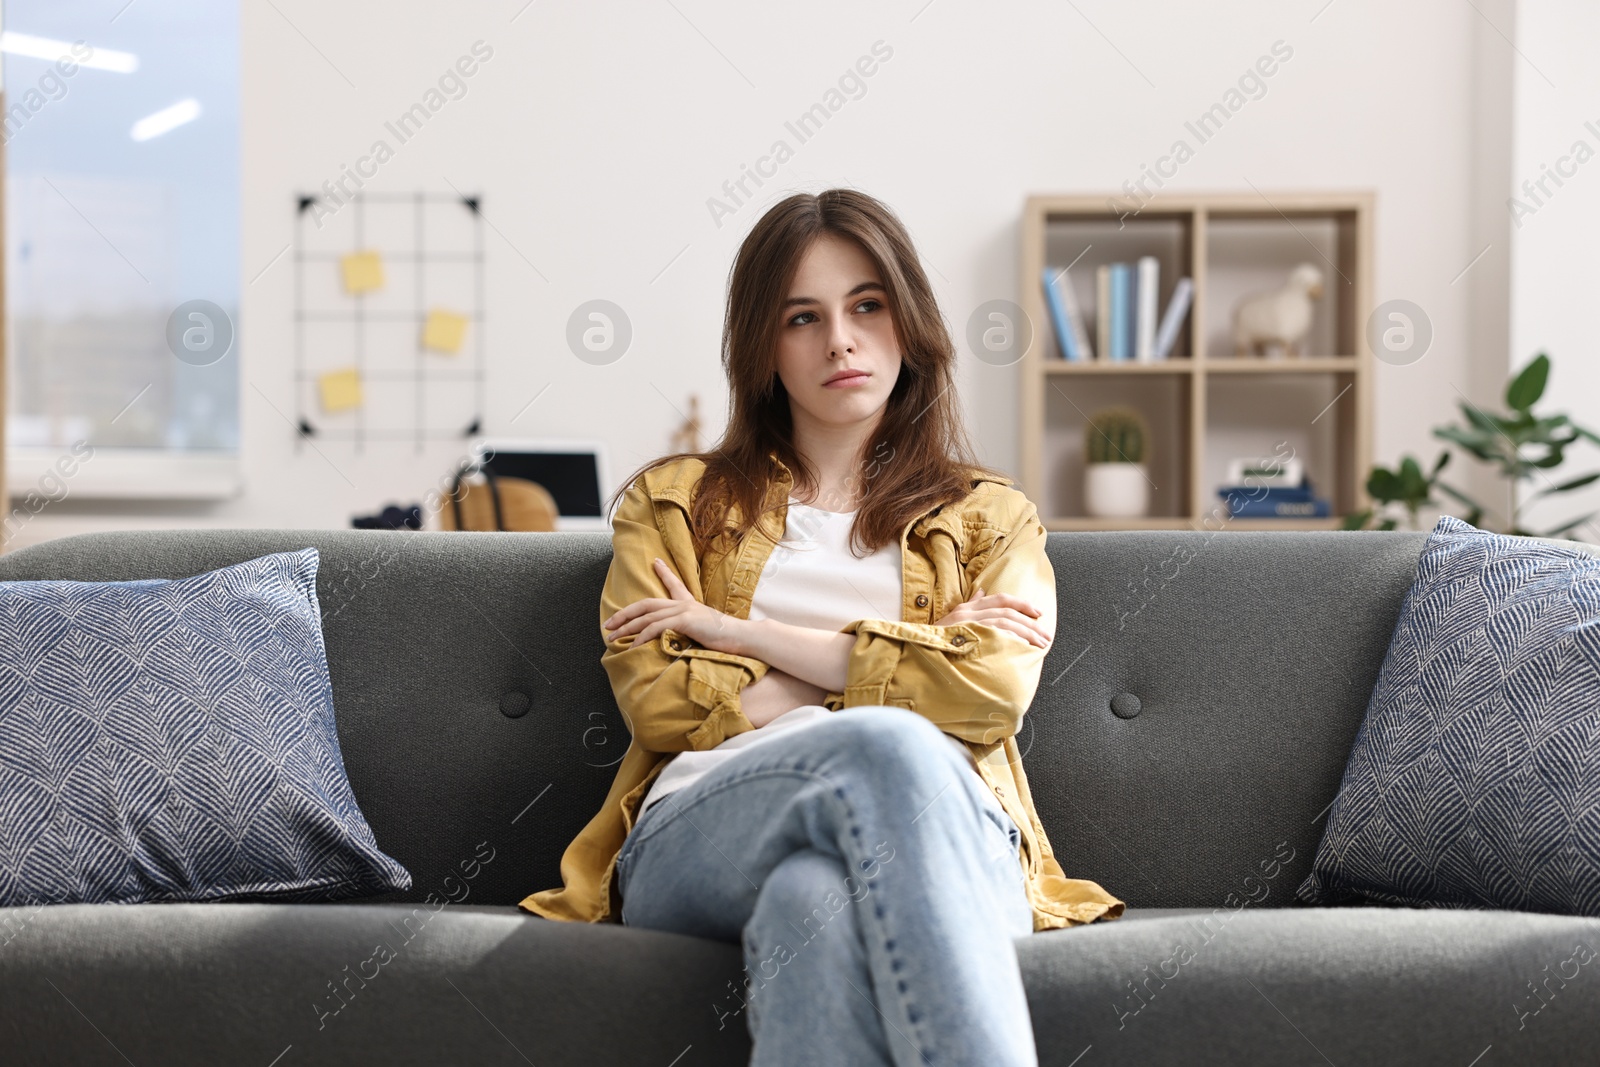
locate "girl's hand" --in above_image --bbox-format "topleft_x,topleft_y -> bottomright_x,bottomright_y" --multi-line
602,557 -> 747,655
933,585 -> 1053,649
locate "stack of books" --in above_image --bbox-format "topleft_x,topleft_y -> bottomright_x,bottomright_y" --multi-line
1215,456 -> 1330,518
1041,257 -> 1193,362
1217,476 -> 1331,518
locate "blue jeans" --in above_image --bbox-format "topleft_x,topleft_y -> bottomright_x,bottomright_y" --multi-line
615,705 -> 1039,1067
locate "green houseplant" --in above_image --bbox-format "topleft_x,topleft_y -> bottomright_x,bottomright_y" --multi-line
1347,353 -> 1600,537
1342,451 -> 1453,532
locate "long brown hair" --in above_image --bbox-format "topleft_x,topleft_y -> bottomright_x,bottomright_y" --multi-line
609,188 -> 1005,559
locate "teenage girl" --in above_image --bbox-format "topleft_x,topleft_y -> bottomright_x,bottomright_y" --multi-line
521,188 -> 1124,1066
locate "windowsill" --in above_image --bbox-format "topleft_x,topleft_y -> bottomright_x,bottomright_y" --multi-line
7,448 -> 242,501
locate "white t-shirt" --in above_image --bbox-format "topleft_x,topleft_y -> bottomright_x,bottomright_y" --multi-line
637,497 -> 978,819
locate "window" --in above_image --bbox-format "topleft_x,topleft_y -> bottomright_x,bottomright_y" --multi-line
4,0 -> 239,497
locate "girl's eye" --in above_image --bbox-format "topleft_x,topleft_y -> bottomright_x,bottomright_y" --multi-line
787,311 -> 818,327
855,299 -> 882,314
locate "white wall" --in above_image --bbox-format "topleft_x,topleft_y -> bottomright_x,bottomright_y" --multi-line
11,0 -> 1539,547
1510,0 -> 1600,540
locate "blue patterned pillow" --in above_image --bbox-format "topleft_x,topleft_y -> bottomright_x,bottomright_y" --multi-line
0,548 -> 411,905
1297,516 -> 1600,915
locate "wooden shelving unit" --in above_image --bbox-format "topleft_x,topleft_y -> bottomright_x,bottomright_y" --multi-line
1019,192 -> 1374,531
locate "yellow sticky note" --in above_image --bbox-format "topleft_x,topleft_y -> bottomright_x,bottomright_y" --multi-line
421,309 -> 469,355
318,368 -> 363,413
341,251 -> 384,295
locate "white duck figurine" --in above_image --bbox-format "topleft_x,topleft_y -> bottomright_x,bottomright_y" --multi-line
1232,263 -> 1324,358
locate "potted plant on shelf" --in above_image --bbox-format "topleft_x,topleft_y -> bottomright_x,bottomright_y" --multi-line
1083,406 -> 1150,518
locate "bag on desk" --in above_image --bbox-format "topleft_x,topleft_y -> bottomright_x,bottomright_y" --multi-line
438,468 -> 558,531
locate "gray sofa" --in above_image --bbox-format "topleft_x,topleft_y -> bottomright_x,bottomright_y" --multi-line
1,527 -> 1597,1066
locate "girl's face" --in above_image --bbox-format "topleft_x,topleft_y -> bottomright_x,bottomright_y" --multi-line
774,233 -> 902,434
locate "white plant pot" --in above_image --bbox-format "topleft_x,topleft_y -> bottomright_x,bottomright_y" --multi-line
1084,462 -> 1150,518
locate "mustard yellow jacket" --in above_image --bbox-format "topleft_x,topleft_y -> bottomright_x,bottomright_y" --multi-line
518,452 -> 1126,932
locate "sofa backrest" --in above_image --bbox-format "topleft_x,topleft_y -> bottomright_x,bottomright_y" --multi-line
0,526 -> 1466,910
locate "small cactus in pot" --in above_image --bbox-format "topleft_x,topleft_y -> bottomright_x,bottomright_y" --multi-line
1084,406 -> 1148,465
1083,406 -> 1151,518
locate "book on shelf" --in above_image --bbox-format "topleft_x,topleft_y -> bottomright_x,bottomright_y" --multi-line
1095,265 -> 1111,361
1120,263 -> 1138,361
1220,483 -> 1314,504
1040,266 -> 1078,361
1220,496 -> 1332,518
1108,263 -> 1133,361
1153,277 -> 1193,360
1135,256 -> 1159,361
1041,266 -> 1093,361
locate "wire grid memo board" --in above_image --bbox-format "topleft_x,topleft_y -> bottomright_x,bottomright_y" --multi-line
293,191 -> 486,453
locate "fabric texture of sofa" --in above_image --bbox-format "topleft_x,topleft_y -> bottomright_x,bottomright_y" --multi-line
1,527 -> 1597,1066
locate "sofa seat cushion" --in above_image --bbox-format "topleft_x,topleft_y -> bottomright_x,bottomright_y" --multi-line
1018,904 -> 1600,1065
0,901 -> 756,1066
